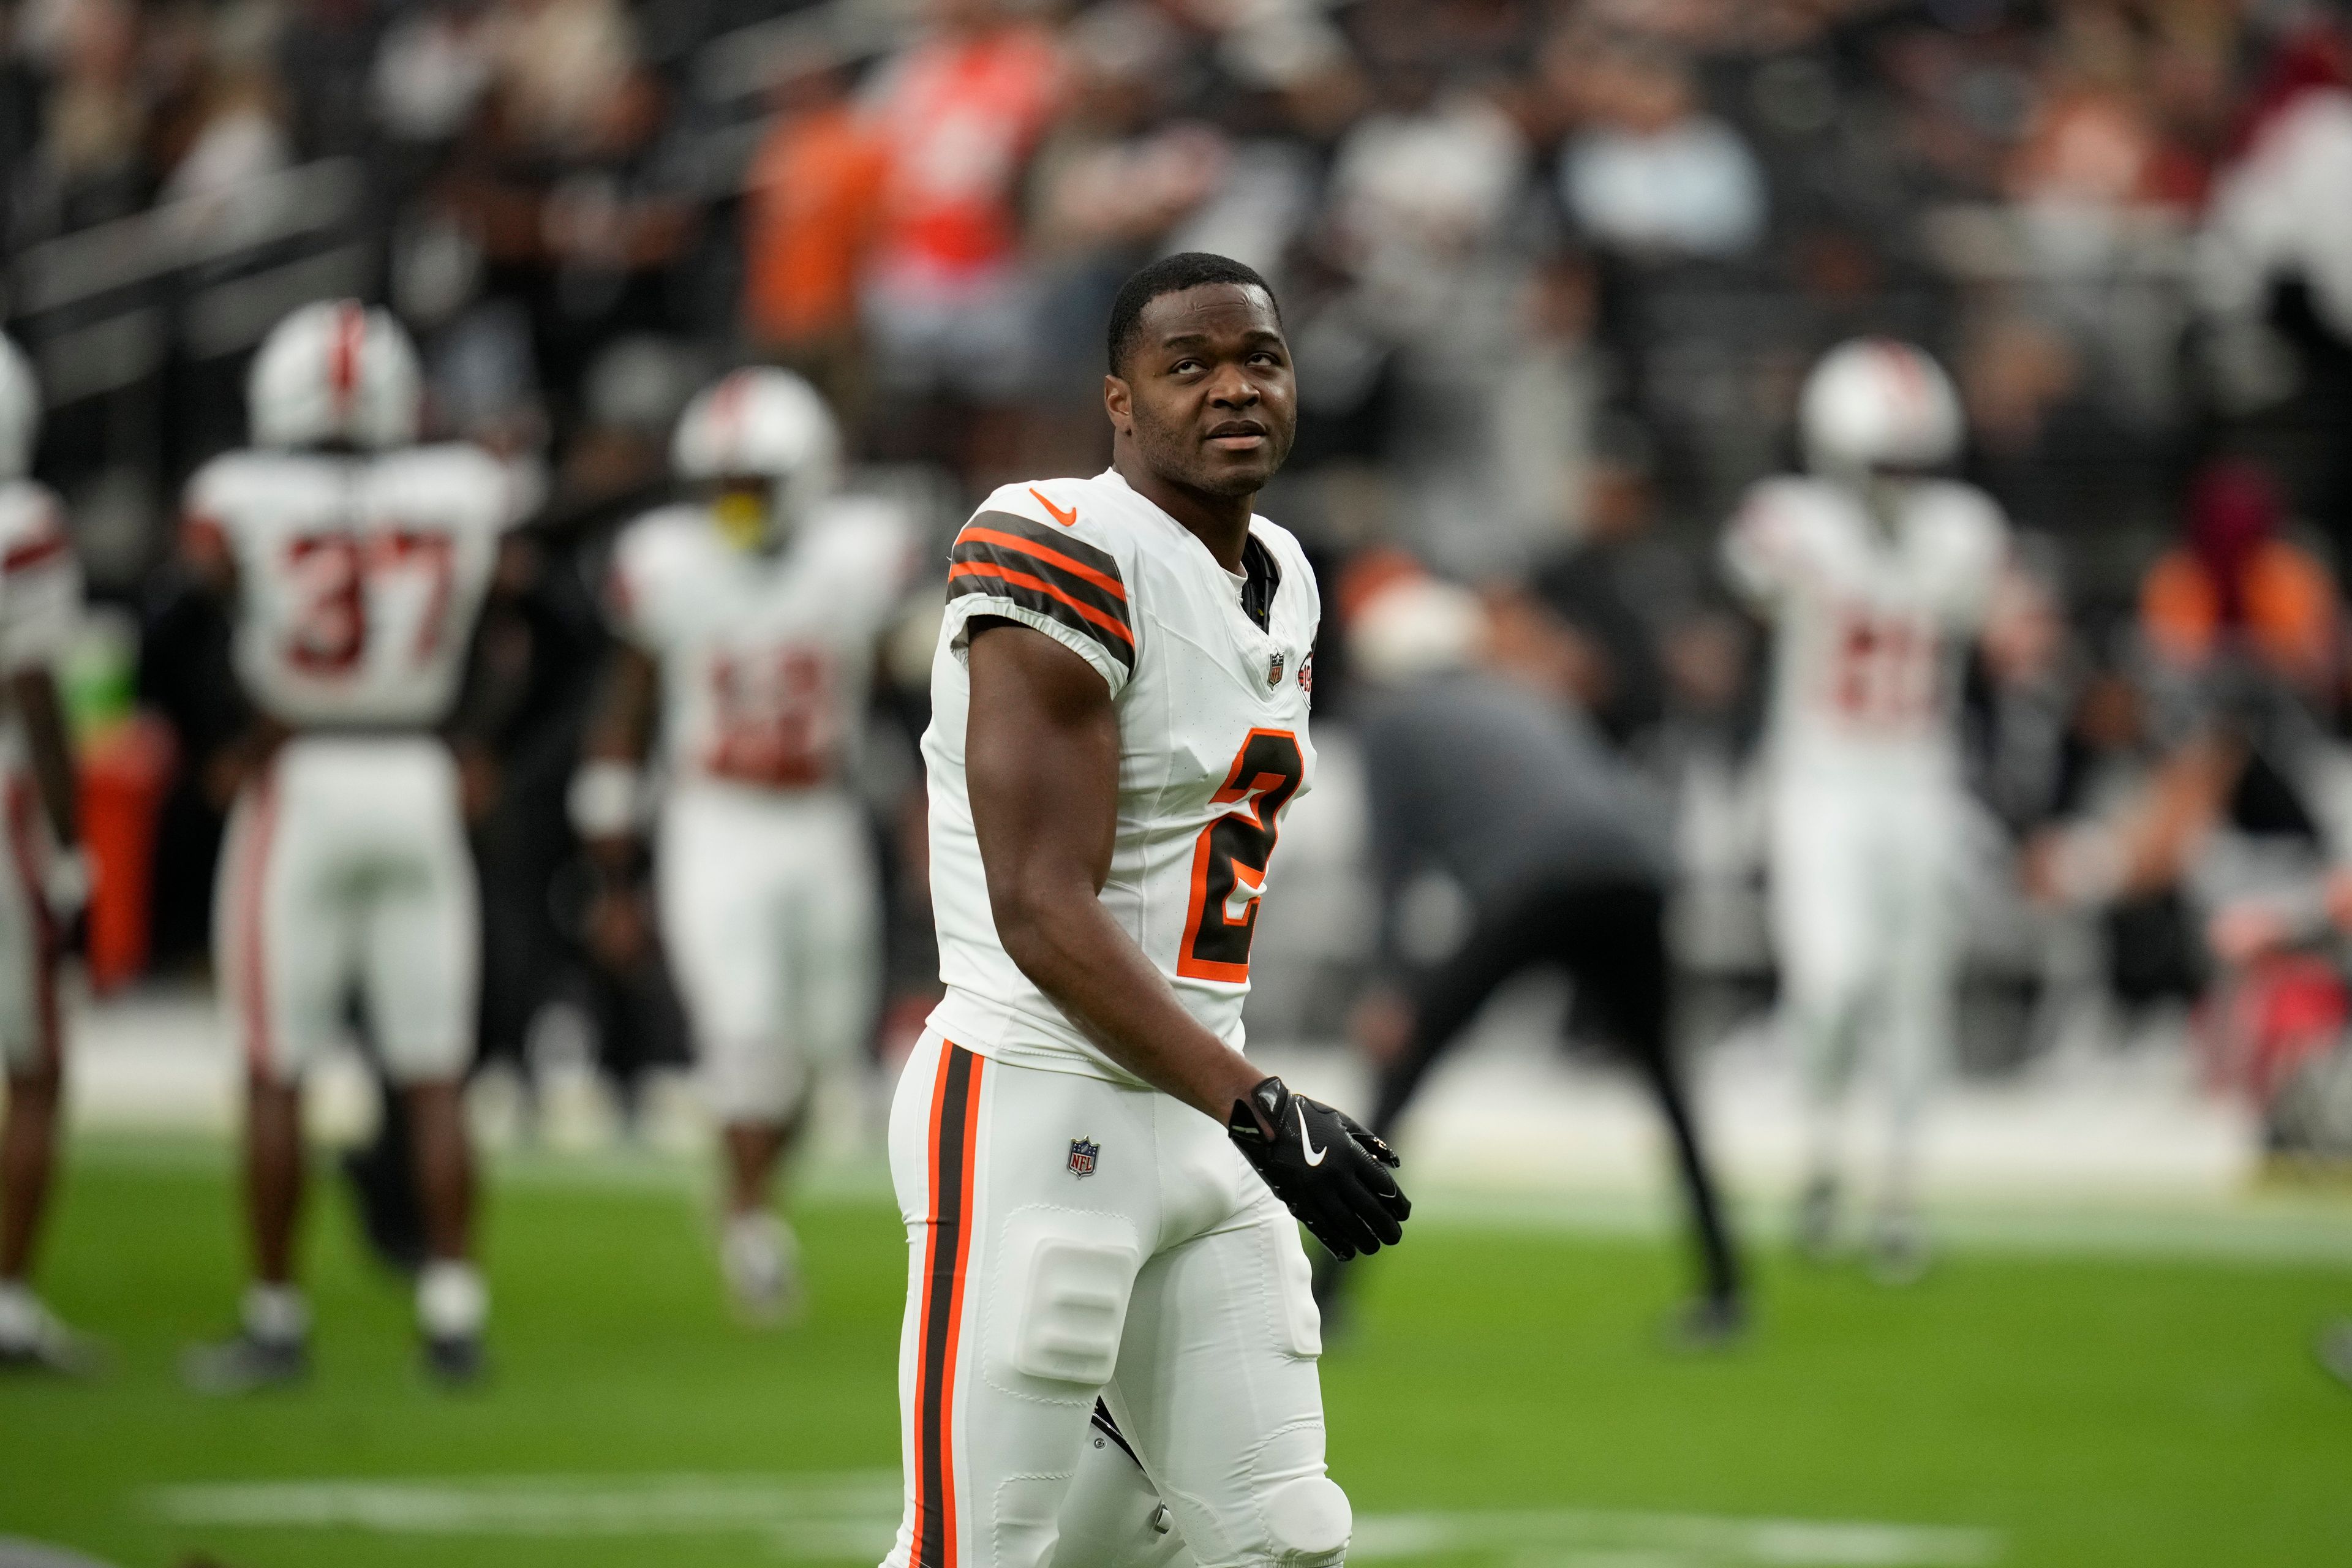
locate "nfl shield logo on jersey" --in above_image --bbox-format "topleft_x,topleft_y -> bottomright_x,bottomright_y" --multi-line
1067,1138 -> 1099,1178
1267,650 -> 1285,687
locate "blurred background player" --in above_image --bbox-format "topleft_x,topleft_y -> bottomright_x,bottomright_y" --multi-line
179,301 -> 518,1390
1722,339 -> 2010,1283
576,368 -> 914,1322
1336,567 -> 1744,1340
0,336 -> 94,1374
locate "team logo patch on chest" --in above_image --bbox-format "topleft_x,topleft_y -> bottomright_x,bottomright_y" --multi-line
1067,1138 -> 1100,1178
1267,650 -> 1285,687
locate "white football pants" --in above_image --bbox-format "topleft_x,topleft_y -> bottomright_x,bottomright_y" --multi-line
881,1030 -> 1350,1568
1770,768 -> 1958,1198
654,783 -> 878,1123
214,734 -> 478,1084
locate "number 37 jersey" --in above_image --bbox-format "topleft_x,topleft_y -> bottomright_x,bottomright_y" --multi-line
184,446 -> 518,729
922,470 -> 1321,1085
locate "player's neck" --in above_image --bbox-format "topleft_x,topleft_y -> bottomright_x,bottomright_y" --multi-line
1113,450 -> 1254,572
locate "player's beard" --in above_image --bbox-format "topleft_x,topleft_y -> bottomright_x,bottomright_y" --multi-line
1133,402 -> 1292,499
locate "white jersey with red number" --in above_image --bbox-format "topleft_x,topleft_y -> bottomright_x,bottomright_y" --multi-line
185,446 -> 518,729
606,497 -> 916,791
1723,475 -> 2007,778
0,481 -> 78,1072
922,469 -> 1321,1084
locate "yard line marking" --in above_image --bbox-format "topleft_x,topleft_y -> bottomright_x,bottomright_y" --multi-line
148,1474 -> 2001,1566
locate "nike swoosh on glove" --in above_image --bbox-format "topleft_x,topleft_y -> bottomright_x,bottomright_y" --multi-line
1228,1076 -> 1411,1260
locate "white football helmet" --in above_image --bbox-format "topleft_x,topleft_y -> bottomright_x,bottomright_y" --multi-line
1798,337 -> 1963,476
671,368 -> 841,545
0,334 -> 39,483
1348,575 -> 1485,685
248,300 -> 422,451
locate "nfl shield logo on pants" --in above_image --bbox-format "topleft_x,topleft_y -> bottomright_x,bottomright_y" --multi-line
1067,1138 -> 1099,1178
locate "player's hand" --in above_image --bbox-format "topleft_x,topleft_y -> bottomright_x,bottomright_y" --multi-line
43,846 -> 92,957
1228,1076 -> 1411,1260
585,884 -> 652,970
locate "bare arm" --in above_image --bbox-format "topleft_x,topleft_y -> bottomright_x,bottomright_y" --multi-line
965,618 -> 1263,1121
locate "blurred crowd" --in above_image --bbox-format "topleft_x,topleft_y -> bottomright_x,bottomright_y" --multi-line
9,0 -> 2352,1133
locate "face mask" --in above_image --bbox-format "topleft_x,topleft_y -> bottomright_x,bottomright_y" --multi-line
713,486 -> 771,552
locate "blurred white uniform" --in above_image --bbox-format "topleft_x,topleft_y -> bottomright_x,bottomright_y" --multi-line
889,473 -> 1343,1568
606,497 -> 912,1120
1723,475 -> 2006,1136
189,445 -> 516,1083
0,482 -> 78,1075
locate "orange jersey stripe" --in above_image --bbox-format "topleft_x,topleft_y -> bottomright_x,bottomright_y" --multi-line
947,562 -> 1137,647
952,526 -> 1127,602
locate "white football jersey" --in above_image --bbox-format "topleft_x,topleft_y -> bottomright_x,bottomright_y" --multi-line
186,445 -> 518,729
922,470 -> 1321,1084
1723,475 -> 2007,775
606,497 -> 916,791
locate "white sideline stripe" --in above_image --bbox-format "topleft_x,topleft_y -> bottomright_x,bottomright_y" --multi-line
147,1474 -> 2001,1566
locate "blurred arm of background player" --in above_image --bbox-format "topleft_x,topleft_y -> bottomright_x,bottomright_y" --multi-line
440,533 -> 541,824
176,513 -> 284,811
573,633 -> 662,971
962,617 -> 1267,1121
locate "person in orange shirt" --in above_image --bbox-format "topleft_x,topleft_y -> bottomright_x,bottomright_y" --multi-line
2139,460 -> 2340,707
742,48 -> 888,425
858,0 -> 1064,406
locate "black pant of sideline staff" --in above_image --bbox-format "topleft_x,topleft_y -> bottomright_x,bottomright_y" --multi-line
1365,876 -> 1743,1326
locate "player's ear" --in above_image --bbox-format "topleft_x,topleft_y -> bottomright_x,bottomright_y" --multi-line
1103,373 -> 1133,437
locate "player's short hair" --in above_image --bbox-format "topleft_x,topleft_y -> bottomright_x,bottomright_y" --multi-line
1107,253 -> 1281,375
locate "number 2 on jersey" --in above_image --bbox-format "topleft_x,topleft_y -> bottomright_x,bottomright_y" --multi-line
1177,728 -> 1304,984
282,530 -> 455,675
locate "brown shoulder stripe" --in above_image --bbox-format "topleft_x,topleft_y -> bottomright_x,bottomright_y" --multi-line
949,509 -> 1134,670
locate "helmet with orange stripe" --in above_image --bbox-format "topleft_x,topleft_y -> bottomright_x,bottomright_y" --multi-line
0,333 -> 37,482
671,368 -> 840,551
1798,337 -> 1962,480
248,300 -> 423,452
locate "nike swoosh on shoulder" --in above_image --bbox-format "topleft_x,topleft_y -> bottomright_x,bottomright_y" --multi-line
1030,488 -> 1079,528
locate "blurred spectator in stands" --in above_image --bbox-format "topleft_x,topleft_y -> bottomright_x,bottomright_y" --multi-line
2196,19 -> 2352,560
1322,30 -> 1529,571
2138,459 -> 2341,725
742,43 -> 888,424
1524,422 -> 1698,747
2007,2 -> 2206,219
373,0 -> 498,148
1029,4 -> 1225,375
157,66 -> 291,206
859,0 -> 1063,470
1488,250 -> 1609,558
1554,34 -> 1764,262
441,0 -> 696,399
17,0 -> 150,237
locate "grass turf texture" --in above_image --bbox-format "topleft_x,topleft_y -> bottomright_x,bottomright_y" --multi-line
2,1145 -> 2349,1567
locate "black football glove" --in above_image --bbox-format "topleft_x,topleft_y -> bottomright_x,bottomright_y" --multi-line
1227,1076 -> 1411,1260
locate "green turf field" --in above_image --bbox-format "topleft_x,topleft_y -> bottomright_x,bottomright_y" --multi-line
3,1143 -> 2350,1568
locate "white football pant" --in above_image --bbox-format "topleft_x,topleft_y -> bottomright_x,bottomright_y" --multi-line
1770,768 -> 1958,1207
214,735 -> 478,1084
881,1030 -> 1349,1568
654,783 -> 878,1125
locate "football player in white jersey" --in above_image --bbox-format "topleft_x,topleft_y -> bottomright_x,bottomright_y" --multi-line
882,252 -> 1409,1568
1721,338 -> 2010,1281
0,335 -> 98,1374
573,368 -> 914,1321
178,301 -> 518,1390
